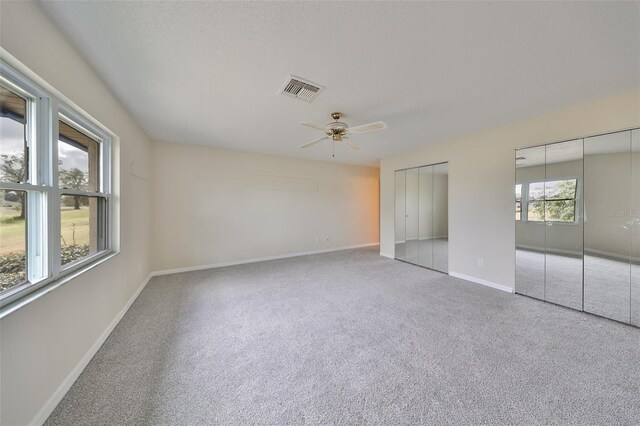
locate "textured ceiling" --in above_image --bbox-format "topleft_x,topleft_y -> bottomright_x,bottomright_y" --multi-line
40,1 -> 640,166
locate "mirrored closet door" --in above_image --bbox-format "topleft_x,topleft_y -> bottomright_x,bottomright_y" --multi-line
632,129 -> 640,327
584,131 -> 632,323
515,140 -> 583,310
395,163 -> 448,273
405,168 -> 420,265
544,140 -> 584,311
515,127 -> 639,326
515,146 -> 547,301
395,170 -> 406,261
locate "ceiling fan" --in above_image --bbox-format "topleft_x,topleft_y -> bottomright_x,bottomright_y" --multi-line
299,112 -> 387,151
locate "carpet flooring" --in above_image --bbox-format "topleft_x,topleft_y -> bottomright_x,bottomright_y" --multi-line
516,249 -> 640,325
46,246 -> 640,425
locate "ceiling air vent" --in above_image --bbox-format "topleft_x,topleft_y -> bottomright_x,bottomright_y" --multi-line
279,75 -> 324,102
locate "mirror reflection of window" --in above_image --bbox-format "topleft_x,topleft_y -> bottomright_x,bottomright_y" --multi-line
544,179 -> 577,223
526,181 -> 545,222
515,184 -> 522,220
524,179 -> 577,223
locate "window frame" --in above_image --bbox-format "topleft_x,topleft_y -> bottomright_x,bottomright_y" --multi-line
0,59 -> 116,312
516,177 -> 581,225
515,183 -> 522,220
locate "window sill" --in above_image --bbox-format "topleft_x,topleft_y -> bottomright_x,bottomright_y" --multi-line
517,221 -> 580,226
0,251 -> 119,319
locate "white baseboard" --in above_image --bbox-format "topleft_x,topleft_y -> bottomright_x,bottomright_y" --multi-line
449,271 -> 514,293
395,236 -> 448,244
28,243 -> 383,424
379,252 -> 394,259
516,244 -> 581,257
518,245 -> 640,262
151,243 -> 381,277
30,273 -> 153,426
585,247 -> 640,263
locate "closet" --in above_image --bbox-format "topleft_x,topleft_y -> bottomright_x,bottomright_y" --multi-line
395,163 -> 448,273
515,128 -> 639,326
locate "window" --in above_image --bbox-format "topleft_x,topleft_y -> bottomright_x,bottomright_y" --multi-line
58,120 -> 106,266
0,61 -> 114,309
515,179 -> 578,223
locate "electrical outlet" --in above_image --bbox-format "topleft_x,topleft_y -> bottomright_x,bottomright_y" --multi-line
477,257 -> 484,267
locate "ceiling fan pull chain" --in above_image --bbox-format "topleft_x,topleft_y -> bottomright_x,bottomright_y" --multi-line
332,141 -> 335,158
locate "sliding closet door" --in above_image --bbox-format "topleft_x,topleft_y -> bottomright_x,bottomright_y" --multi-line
515,147 -> 546,300
432,163 -> 449,273
405,168 -> 420,265
632,129 -> 640,326
395,170 -> 406,261
544,140 -> 583,310
396,163 -> 449,272
418,166 -> 434,269
584,131 -> 631,323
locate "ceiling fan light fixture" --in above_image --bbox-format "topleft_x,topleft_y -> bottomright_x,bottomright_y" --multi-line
299,112 -> 387,153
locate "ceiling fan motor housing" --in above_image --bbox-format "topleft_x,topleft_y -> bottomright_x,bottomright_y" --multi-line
327,122 -> 348,140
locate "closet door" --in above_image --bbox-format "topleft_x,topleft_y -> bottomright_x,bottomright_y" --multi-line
544,140 -> 583,310
632,129 -> 640,326
417,166 -> 434,269
432,163 -> 449,273
584,131 -> 632,323
515,147 -> 546,300
405,168 -> 420,265
394,170 -> 406,261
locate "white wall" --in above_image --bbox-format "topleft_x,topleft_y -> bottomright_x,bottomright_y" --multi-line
0,4 -> 378,423
0,2 -> 637,424
151,140 -> 379,272
380,89 -> 640,289
0,2 -> 153,425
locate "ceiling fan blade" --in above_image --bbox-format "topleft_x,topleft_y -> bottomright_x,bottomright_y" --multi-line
299,136 -> 329,149
348,121 -> 387,134
346,140 -> 360,150
301,122 -> 326,131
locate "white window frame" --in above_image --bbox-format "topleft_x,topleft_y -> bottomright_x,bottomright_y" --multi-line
0,59 -> 116,312
515,183 -> 523,221
517,177 -> 581,225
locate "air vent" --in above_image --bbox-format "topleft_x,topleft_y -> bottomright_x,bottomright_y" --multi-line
280,75 -> 324,102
